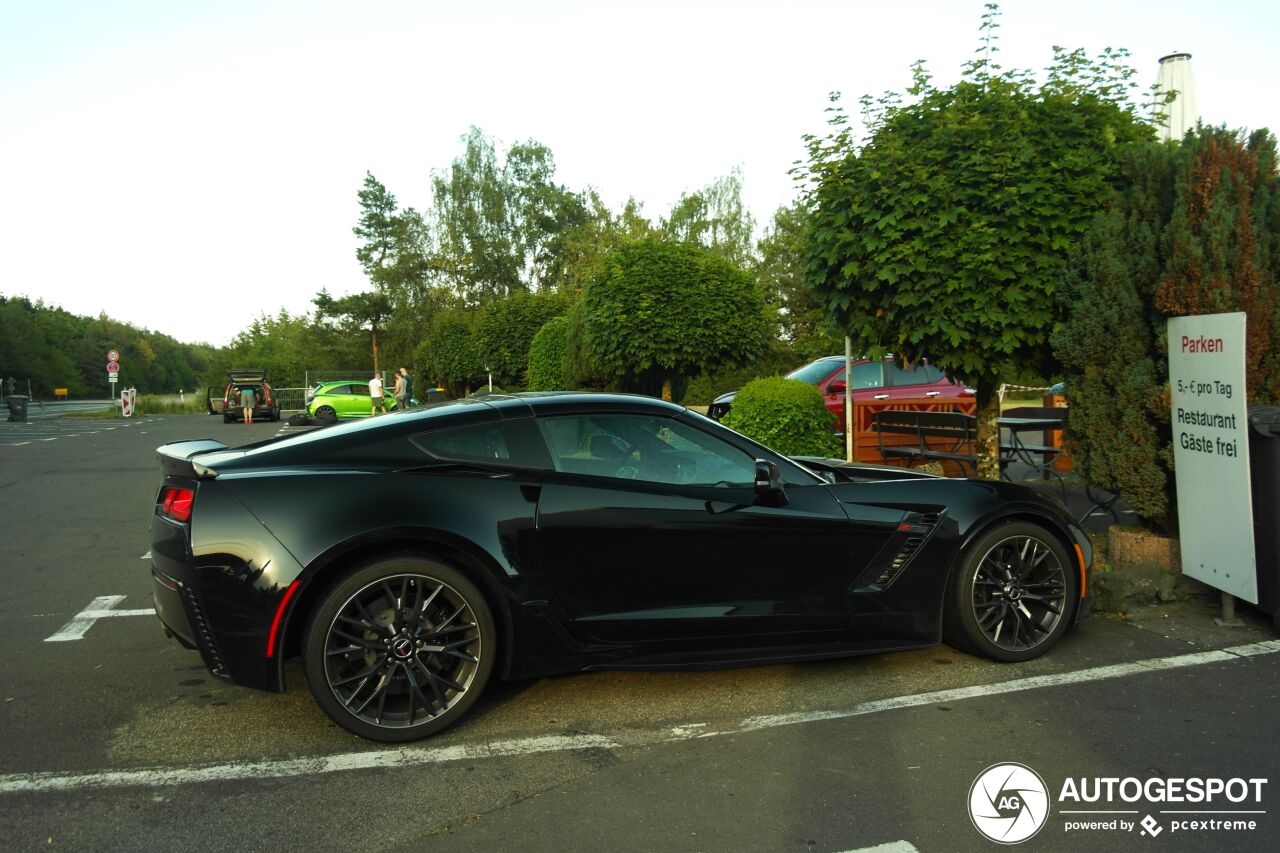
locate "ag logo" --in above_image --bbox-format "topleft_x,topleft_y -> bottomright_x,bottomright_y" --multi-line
968,762 -> 1050,844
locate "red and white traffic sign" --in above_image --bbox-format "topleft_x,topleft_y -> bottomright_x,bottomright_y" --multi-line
107,350 -> 120,363
106,361 -> 120,374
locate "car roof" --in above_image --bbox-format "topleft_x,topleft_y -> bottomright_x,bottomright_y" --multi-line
201,392 -> 690,470
490,391 -> 684,417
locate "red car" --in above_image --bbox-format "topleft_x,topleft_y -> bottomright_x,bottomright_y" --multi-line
206,369 -> 281,423
707,355 -> 973,428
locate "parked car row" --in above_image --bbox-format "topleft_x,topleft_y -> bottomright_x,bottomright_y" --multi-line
708,355 -> 975,427
207,370 -> 413,424
307,380 -> 399,421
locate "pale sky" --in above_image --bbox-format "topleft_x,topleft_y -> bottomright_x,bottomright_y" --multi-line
2,0 -> 1276,346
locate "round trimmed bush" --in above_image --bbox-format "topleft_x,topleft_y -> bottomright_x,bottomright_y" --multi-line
721,376 -> 841,458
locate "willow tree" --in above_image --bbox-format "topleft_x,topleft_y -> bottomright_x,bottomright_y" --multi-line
803,5 -> 1153,477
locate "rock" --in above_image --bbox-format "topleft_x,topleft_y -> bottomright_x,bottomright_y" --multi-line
1109,525 -> 1181,573
1091,562 -> 1170,612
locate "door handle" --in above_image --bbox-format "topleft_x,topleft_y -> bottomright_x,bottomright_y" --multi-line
925,391 -> 941,397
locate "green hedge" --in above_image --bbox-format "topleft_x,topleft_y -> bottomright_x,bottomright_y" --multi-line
527,315 -> 570,390
477,292 -> 569,388
682,340 -> 806,406
721,376 -> 841,457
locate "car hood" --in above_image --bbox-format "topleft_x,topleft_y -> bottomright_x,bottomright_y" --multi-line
710,390 -> 738,406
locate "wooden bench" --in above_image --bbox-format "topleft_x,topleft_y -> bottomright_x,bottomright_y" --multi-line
872,410 -> 978,476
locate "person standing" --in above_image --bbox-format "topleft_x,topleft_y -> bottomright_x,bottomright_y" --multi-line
391,368 -> 406,411
241,386 -> 256,424
396,367 -> 413,409
369,371 -> 387,416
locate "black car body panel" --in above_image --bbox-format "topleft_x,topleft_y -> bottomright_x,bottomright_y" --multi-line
150,393 -> 1092,699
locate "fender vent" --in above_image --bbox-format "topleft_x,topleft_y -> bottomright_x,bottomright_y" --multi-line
182,586 -> 228,677
871,512 -> 942,588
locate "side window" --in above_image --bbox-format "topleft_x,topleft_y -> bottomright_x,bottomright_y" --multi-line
887,362 -> 944,387
412,418 -> 549,469
849,361 -> 884,389
415,424 -> 510,463
537,414 -> 756,487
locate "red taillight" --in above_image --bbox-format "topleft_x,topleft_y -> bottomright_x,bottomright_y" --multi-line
161,487 -> 195,522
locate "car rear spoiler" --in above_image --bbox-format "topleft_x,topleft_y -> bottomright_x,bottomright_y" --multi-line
157,439 -> 230,479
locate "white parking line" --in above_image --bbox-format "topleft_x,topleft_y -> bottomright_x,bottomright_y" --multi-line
837,844 -> 919,853
43,596 -> 156,642
3,640 -> 1277,794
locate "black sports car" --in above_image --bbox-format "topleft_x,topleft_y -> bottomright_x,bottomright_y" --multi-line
149,392 -> 1092,742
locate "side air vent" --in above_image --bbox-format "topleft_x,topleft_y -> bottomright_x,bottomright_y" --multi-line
855,512 -> 943,592
875,512 -> 941,586
182,586 -> 228,678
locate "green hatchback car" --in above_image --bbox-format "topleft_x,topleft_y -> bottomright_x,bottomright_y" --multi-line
307,381 -> 399,420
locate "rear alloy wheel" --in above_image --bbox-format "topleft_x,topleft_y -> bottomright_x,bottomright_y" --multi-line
314,405 -> 336,422
945,522 -> 1075,662
303,556 -> 494,742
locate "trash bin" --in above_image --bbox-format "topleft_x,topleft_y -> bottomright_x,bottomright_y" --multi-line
1248,406 -> 1280,629
6,394 -> 28,422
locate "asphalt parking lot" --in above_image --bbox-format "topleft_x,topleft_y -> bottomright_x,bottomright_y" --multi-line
2,414 -> 1278,852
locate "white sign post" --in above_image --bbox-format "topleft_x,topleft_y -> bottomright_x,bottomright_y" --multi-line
106,359 -> 120,402
1168,312 -> 1256,606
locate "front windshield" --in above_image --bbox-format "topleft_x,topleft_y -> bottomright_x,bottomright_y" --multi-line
785,358 -> 843,385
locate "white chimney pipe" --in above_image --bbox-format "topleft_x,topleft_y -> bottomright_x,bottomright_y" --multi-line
1156,52 -> 1198,142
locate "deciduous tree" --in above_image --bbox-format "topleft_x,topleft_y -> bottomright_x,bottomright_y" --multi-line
663,168 -> 755,268
572,238 -> 770,400
803,5 -> 1153,476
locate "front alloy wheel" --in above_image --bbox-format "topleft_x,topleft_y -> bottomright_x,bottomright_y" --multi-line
945,522 -> 1075,662
303,556 -> 494,742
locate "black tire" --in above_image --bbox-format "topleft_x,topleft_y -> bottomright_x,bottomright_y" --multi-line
303,555 -> 495,742
223,414 -> 235,423
943,521 -> 1076,662
314,405 -> 336,422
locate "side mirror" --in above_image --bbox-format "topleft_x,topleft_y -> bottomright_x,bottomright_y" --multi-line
827,380 -> 847,394
754,459 -> 787,504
